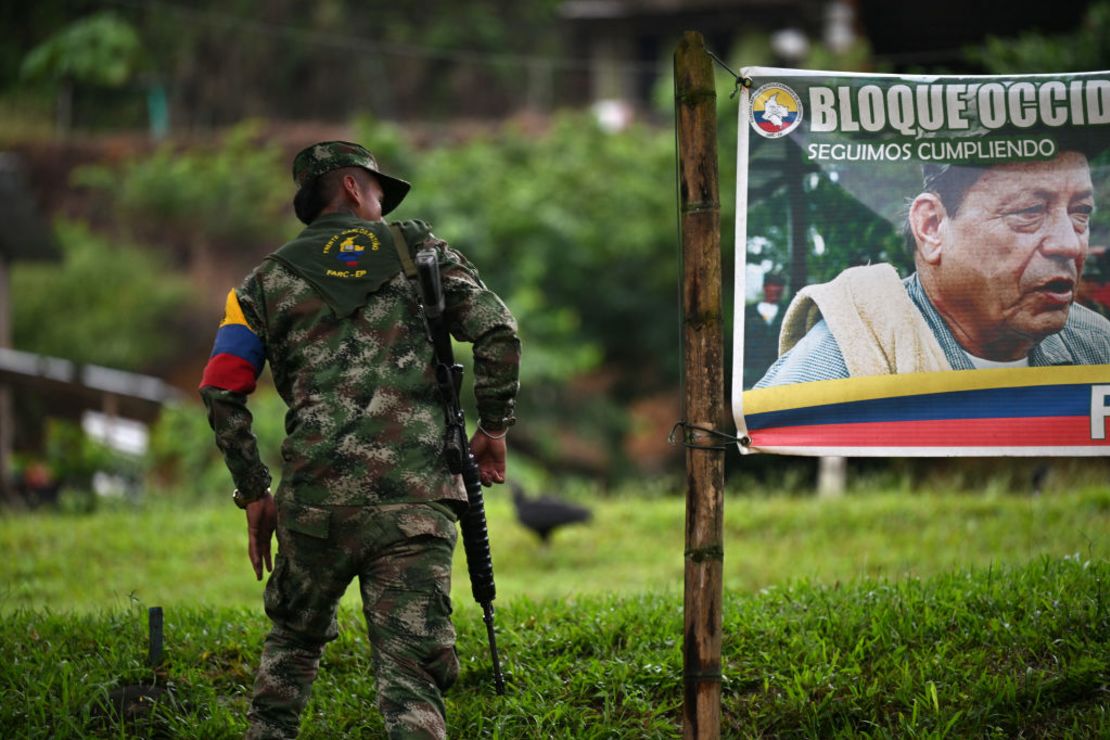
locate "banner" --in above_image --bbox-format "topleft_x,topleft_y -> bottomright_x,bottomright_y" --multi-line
733,68 -> 1110,456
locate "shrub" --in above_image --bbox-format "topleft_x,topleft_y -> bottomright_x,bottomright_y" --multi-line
11,219 -> 196,371
146,386 -> 287,501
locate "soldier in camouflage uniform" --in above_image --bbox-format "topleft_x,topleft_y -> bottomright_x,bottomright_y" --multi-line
199,141 -> 520,739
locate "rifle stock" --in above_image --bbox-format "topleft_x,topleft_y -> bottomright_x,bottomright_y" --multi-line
414,249 -> 506,695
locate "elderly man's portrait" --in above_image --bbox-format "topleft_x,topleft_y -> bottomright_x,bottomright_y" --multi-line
746,134 -> 1110,389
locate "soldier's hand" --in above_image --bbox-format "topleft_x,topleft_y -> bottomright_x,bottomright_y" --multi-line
470,431 -> 507,487
246,493 -> 277,581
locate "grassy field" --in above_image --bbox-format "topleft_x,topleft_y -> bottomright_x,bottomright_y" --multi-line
1,485 -> 1107,737
2,485 -> 1107,612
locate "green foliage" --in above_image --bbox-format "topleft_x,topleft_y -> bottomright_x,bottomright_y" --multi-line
4,1 -> 574,126
351,113 -> 681,471
20,11 -> 143,89
33,111 -> 687,478
10,219 -> 196,371
406,0 -> 563,53
41,420 -> 114,496
146,388 -> 288,500
392,112 -> 679,386
70,121 -> 294,249
0,555 -> 1105,736
349,114 -> 419,176
744,165 -> 912,287
968,1 -> 1110,73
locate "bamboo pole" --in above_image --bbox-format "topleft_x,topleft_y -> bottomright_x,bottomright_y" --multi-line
674,31 -> 725,740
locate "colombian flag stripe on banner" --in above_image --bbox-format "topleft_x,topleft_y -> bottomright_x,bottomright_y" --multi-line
746,383 -> 1092,429
200,290 -> 265,394
741,367 -> 1110,456
753,417 -> 1099,448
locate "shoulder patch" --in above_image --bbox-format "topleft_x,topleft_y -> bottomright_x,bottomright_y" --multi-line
219,289 -> 251,329
201,289 -> 265,393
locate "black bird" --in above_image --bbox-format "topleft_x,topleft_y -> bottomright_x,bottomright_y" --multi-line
510,481 -> 592,544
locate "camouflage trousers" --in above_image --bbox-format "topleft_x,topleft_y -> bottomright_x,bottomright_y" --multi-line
245,500 -> 460,740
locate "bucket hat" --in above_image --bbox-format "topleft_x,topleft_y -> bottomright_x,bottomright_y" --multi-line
292,141 -> 410,216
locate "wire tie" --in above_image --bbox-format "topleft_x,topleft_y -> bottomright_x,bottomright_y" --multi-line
705,49 -> 750,99
668,421 -> 738,450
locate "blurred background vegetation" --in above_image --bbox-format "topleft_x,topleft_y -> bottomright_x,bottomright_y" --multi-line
2,0 -> 1110,506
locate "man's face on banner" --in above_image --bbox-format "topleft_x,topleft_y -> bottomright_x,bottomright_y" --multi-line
919,151 -> 1094,359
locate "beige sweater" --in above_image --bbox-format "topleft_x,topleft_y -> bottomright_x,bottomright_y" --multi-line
778,264 -> 951,377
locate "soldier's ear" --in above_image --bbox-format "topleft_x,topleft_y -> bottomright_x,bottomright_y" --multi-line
341,173 -> 361,205
909,193 -> 946,265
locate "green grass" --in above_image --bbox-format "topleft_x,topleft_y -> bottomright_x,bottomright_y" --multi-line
0,556 -> 1105,737
2,486 -> 1107,612
1,486 -> 1107,736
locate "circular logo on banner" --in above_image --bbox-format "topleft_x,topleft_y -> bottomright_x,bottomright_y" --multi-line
750,83 -> 803,139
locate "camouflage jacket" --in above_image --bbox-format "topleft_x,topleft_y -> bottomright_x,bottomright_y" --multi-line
199,215 -> 520,507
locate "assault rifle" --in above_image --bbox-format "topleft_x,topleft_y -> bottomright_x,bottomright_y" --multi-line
414,248 -> 506,695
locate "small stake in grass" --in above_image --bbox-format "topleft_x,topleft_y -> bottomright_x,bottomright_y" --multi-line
98,606 -> 169,728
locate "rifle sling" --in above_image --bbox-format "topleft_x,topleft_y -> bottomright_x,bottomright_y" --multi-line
392,222 -> 457,369
389,223 -> 419,279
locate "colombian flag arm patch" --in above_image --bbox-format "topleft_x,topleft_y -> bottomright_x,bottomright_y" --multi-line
200,289 -> 265,393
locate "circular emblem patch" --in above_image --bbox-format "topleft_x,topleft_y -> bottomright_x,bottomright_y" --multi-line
334,234 -> 366,268
322,227 -> 382,272
749,83 -> 803,139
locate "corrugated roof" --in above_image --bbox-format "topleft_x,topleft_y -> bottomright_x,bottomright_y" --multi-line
0,347 -> 183,422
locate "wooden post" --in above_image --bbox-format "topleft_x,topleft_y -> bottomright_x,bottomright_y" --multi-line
675,31 -> 725,740
0,256 -> 13,505
817,456 -> 847,498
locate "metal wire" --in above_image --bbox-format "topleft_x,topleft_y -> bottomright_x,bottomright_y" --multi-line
704,49 -> 752,99
668,421 -> 748,451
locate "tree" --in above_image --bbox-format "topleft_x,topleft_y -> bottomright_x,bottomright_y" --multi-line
968,1 -> 1110,73
19,11 -> 143,134
11,220 -> 196,371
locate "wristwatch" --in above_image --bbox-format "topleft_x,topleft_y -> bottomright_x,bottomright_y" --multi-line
233,487 -> 270,509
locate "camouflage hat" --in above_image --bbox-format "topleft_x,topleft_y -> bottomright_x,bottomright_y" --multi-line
292,141 -> 411,216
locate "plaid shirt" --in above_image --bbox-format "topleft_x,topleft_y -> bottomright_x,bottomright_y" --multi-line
755,272 -> 1110,388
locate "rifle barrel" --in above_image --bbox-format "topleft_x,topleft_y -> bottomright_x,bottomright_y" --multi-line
415,251 -> 506,695
483,601 -> 506,695
459,450 -> 505,692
